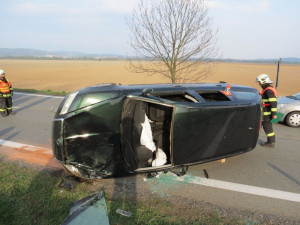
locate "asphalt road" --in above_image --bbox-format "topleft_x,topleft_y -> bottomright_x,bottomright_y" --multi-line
1,92 -> 300,222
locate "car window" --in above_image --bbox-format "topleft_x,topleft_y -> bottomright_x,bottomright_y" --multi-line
293,92 -> 300,100
231,91 -> 258,101
67,92 -> 119,113
149,91 -> 199,103
156,94 -> 198,102
196,91 -> 230,102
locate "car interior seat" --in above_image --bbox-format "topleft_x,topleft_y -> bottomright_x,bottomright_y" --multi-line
133,102 -> 154,168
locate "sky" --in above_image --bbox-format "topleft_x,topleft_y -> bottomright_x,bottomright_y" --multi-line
1,0 -> 300,59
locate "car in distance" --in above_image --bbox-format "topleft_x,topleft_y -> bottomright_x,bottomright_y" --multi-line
52,83 -> 262,179
277,92 -> 300,127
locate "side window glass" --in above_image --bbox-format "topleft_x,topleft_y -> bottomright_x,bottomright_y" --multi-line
196,92 -> 230,102
231,91 -> 258,101
152,93 -> 198,103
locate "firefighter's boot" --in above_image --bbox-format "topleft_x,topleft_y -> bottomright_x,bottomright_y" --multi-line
8,111 -> 15,115
260,142 -> 275,148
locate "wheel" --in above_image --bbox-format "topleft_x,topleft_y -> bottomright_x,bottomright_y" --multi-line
285,111 -> 300,127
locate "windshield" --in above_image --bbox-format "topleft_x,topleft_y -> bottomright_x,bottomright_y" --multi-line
293,92 -> 300,100
59,91 -> 119,115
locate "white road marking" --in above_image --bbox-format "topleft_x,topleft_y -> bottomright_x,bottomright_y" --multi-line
0,139 -> 52,155
174,175 -> 300,203
14,92 -> 64,99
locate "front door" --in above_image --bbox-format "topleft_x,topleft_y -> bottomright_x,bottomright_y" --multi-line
120,96 -> 174,172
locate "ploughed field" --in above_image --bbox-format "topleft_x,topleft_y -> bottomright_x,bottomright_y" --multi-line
1,59 -> 299,96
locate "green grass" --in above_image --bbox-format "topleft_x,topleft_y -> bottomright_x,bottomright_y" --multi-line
14,88 -> 69,96
0,162 -> 88,225
107,198 -> 234,225
0,162 -> 245,225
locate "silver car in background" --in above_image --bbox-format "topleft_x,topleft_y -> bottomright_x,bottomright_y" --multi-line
277,92 -> 300,127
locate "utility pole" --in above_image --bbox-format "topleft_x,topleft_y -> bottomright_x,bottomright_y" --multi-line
275,58 -> 281,89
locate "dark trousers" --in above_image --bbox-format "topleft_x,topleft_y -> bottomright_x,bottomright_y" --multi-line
262,115 -> 275,143
0,97 -> 13,114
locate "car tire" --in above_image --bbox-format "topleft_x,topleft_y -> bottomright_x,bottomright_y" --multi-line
285,111 -> 300,127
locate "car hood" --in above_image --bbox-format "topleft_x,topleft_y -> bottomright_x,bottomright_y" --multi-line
277,96 -> 300,104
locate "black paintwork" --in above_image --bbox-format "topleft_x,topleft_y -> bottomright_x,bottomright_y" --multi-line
52,83 -> 261,179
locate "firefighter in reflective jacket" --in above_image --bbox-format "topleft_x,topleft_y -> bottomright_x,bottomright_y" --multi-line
0,70 -> 15,117
256,74 -> 277,147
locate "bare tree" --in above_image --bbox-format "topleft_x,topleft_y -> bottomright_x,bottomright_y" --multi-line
127,0 -> 219,83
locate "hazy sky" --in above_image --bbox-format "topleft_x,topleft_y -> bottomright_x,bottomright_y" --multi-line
1,0 -> 299,59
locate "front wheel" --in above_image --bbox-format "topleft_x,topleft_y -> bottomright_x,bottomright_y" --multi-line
286,111 -> 300,127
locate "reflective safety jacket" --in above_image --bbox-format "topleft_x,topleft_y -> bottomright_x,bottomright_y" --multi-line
261,86 -> 277,117
0,78 -> 13,97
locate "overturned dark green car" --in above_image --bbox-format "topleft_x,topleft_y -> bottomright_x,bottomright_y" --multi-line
52,83 -> 261,179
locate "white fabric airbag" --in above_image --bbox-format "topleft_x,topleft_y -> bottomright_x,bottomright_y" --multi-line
140,114 -> 156,152
140,114 -> 167,166
152,148 -> 167,167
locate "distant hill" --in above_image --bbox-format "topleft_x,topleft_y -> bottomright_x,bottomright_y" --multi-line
0,48 -> 299,63
0,48 -> 123,58
281,57 -> 300,63
216,57 -> 300,64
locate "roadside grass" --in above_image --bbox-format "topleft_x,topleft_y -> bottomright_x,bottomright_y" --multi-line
0,162 -> 88,225
14,88 -> 69,96
106,198 -> 243,225
0,161 -> 245,225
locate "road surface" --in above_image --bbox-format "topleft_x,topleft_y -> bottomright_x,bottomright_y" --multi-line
1,92 -> 299,222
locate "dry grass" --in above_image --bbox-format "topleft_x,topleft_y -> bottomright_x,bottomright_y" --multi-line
1,59 -> 299,96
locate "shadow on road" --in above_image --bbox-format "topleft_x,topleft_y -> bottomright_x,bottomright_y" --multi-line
268,162 -> 300,185
12,95 -> 33,105
0,127 -> 15,137
0,126 -> 21,143
14,96 -> 52,113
